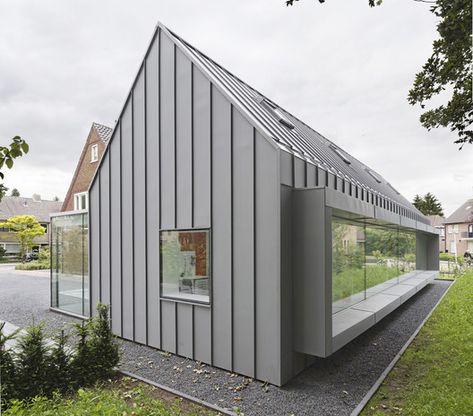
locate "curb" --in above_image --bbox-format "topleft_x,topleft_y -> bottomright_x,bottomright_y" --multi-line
350,279 -> 456,416
120,369 -> 238,416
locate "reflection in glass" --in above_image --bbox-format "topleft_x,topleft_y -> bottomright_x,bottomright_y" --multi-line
51,213 -> 89,316
332,221 -> 365,313
332,216 -> 417,314
365,226 -> 400,295
160,230 -> 210,303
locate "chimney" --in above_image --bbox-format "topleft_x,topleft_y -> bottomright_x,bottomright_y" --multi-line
32,194 -> 41,202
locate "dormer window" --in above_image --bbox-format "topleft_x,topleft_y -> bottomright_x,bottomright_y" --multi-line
91,144 -> 99,162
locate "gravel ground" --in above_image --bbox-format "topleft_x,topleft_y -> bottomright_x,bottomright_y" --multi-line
0,265 -> 451,416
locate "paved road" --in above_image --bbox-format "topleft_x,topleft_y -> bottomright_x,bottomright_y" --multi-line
0,267 -> 451,416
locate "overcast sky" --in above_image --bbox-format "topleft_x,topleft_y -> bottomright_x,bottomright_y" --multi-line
0,0 -> 471,216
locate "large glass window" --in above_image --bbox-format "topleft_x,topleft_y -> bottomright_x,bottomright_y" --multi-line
332,215 -> 417,314
365,225 -> 401,295
51,213 -> 89,316
332,220 -> 366,313
160,229 -> 210,303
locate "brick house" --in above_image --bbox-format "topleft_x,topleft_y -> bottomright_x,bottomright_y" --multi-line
444,198 -> 473,255
0,194 -> 62,256
62,123 -> 112,212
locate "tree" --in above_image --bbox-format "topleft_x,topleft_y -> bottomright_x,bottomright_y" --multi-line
10,188 -> 20,197
0,215 -> 45,259
286,0 -> 472,146
412,192 -> 444,216
0,136 -> 29,202
408,0 -> 472,147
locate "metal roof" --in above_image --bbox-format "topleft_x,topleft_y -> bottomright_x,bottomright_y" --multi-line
163,24 -> 424,220
444,198 -> 473,224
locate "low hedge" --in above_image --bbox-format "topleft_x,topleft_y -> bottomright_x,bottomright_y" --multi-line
15,261 -> 50,270
0,304 -> 120,410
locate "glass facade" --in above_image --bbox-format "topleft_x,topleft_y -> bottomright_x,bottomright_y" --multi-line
51,212 -> 89,316
332,215 -> 416,314
160,229 -> 210,303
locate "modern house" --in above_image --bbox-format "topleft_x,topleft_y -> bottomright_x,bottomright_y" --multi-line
444,198 -> 473,255
0,195 -> 62,257
61,122 -> 112,212
428,215 -> 446,252
51,23 -> 439,386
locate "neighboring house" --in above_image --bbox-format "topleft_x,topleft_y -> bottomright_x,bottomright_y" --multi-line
61,122 -> 112,212
51,23 -> 439,386
444,198 -> 473,255
428,214 -> 446,252
0,195 -> 62,256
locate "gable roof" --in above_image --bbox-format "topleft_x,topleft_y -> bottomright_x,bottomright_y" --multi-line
61,122 -> 111,211
0,196 -> 62,223
444,198 -> 473,224
162,24 -> 421,217
427,214 -> 445,227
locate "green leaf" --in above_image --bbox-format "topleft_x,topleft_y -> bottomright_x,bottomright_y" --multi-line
5,158 -> 13,169
21,142 -> 29,154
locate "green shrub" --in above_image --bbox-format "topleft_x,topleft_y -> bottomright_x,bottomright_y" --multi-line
0,305 -> 119,410
0,323 -> 19,407
46,330 -> 71,394
88,304 -> 120,380
439,252 -> 464,264
15,260 -> 49,270
14,322 -> 51,399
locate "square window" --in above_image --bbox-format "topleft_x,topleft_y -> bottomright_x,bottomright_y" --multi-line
160,229 -> 210,303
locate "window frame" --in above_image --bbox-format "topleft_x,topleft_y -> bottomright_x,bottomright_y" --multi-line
90,144 -> 99,163
73,192 -> 88,211
159,227 -> 212,306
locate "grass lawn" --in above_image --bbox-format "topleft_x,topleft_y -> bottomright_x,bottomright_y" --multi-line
2,375 -> 219,416
333,265 -> 402,302
361,272 -> 473,416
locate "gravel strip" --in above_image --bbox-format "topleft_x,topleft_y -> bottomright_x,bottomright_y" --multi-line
0,265 -> 451,416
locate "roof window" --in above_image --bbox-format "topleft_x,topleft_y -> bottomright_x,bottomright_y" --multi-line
329,144 -> 351,164
365,168 -> 382,183
261,99 -> 295,130
387,182 -> 400,195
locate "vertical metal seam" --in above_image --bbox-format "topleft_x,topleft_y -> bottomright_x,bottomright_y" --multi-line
315,166 -> 319,186
304,161 -> 308,188
230,104 -> 234,372
158,29 -> 163,349
109,143 -> 112,324
98,173 -> 102,304
144,58 -> 149,346
173,43 -> 177,229
119,120 -> 124,337
209,82 -> 214,366
291,154 -> 295,187
131,91 -> 136,342
253,128 -> 257,379
191,305 -> 195,360
191,63 -> 195,228
175,302 -> 178,354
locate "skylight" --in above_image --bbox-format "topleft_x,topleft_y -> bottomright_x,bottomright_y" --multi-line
365,168 -> 382,183
329,144 -> 351,164
387,182 -> 400,195
261,99 -> 295,130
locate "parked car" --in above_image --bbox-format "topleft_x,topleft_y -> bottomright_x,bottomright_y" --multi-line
24,252 -> 39,262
